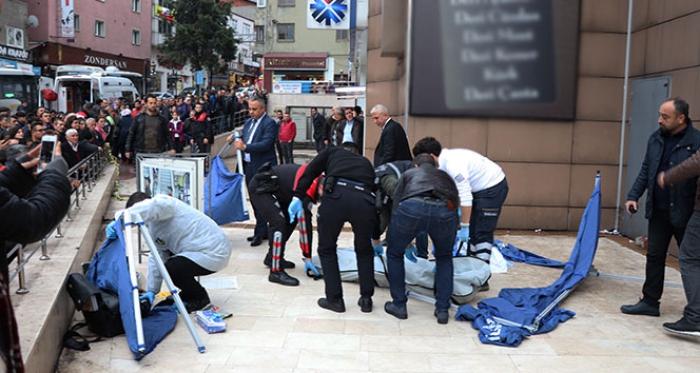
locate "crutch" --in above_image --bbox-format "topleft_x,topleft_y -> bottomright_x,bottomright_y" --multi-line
122,211 -> 146,354
298,215 -> 322,279
135,216 -> 206,353
271,231 -> 283,272
233,130 -> 249,218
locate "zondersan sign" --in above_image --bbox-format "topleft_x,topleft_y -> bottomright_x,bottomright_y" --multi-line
0,44 -> 30,62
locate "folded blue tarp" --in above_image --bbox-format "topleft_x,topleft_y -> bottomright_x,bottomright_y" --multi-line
493,240 -> 565,268
204,155 -> 249,225
456,174 -> 601,347
86,217 -> 177,360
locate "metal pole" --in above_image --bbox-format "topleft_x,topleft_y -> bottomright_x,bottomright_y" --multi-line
123,211 -> 146,353
234,131 -> 249,218
614,0 -> 634,234
403,0 -> 414,133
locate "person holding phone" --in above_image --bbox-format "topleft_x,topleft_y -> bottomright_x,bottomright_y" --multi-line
1,144 -> 71,373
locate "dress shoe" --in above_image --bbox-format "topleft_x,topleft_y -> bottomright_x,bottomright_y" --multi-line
621,299 -> 660,317
434,309 -> 449,324
269,270 -> 300,286
358,296 -> 373,313
317,297 -> 346,313
384,301 -> 408,319
247,234 -> 268,242
250,236 -> 263,247
663,317 -> 700,337
263,254 -> 296,269
184,295 -> 211,314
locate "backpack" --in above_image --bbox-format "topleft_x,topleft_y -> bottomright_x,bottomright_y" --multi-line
66,273 -> 125,337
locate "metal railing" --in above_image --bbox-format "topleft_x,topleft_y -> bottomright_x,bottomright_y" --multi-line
6,148 -> 111,294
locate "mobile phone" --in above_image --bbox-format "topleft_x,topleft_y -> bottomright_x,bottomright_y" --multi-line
37,135 -> 57,173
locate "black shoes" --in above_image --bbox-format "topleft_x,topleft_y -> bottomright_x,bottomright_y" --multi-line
434,309 -> 449,324
358,297 -> 373,313
384,301 -> 408,320
317,297 -> 346,313
184,296 -> 211,314
263,254 -> 296,269
269,270 -> 300,286
621,300 -> 660,317
250,236 -> 263,247
247,234 -> 268,242
663,317 -> 700,337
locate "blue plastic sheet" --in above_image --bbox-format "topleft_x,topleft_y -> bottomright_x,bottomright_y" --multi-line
204,156 -> 249,225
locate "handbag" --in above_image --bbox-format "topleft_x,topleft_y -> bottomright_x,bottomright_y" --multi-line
66,273 -> 125,337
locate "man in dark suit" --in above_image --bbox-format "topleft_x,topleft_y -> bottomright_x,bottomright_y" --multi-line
311,107 -> 326,153
227,97 -> 278,246
370,104 -> 412,167
334,107 -> 364,152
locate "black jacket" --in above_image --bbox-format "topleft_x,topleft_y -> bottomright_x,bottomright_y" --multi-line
61,140 -> 100,169
312,113 -> 326,142
393,163 -> 459,212
627,122 -> 700,227
373,119 -> 412,167
334,116 -> 364,150
125,112 -> 172,154
294,146 -> 375,198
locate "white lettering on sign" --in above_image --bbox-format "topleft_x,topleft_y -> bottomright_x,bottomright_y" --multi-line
83,54 -> 128,69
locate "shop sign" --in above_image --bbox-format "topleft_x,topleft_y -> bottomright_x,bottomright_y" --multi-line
0,44 -> 29,62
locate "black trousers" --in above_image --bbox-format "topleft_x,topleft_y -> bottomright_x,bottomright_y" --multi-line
317,184 -> 376,301
249,179 -> 313,260
642,210 -> 686,306
245,163 -> 269,239
165,256 -> 214,302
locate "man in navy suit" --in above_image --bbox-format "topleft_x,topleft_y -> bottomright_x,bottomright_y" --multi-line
371,104 -> 412,167
227,97 -> 279,246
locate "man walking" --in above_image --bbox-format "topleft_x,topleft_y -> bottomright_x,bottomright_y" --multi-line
622,97 -> 700,317
279,112 -> 296,164
311,107 -> 326,153
125,94 -> 173,161
334,107 -> 364,151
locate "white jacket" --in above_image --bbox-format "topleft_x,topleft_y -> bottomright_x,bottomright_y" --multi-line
438,148 -> 505,207
127,195 -> 233,293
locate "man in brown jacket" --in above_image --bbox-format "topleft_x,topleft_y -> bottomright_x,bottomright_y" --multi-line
658,150 -> 700,337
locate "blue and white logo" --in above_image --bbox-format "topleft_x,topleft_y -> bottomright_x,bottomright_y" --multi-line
307,0 -> 350,29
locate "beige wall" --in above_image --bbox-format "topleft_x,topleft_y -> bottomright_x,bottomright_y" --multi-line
366,0 -> 700,231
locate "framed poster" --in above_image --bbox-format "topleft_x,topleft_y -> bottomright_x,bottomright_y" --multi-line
136,154 -> 208,211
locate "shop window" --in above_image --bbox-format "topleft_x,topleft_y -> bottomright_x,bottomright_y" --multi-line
255,26 -> 265,43
277,24 -> 294,41
336,29 -> 348,41
132,30 -> 141,45
94,20 -> 105,37
279,0 -> 295,7
74,14 -> 81,32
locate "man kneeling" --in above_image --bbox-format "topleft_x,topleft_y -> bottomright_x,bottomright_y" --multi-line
111,192 -> 233,313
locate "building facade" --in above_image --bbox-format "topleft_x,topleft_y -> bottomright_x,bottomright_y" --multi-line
366,0 -> 700,237
28,0 -> 152,93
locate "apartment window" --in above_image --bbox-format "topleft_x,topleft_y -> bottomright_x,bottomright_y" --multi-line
277,24 -> 294,41
336,29 -> 348,41
255,26 -> 265,43
74,14 -> 81,32
132,30 -> 141,45
132,0 -> 141,13
243,24 -> 251,36
158,19 -> 173,34
94,20 -> 105,37
279,0 -> 295,6
231,19 -> 238,31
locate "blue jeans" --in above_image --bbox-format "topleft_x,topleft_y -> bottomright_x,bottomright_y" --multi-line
386,197 -> 458,311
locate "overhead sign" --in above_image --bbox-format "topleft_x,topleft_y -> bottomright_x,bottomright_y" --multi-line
307,0 -> 350,30
0,44 -> 30,62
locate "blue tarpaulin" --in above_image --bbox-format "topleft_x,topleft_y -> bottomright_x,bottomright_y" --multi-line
456,174 -> 601,347
86,217 -> 177,360
493,240 -> 566,268
204,156 -> 249,225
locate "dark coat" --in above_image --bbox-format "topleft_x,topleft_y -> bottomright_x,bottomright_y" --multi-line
125,112 -> 172,154
242,113 -> 278,175
373,118 -> 412,167
334,116 -> 364,150
312,113 -> 326,142
61,139 -> 100,169
627,123 -> 700,227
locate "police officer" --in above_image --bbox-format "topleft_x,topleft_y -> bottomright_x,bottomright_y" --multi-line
288,142 -> 376,313
249,163 -> 323,286
383,154 -> 460,324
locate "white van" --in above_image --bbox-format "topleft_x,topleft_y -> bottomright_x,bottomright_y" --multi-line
54,73 -> 138,113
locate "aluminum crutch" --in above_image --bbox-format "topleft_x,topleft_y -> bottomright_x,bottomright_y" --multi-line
122,211 -> 146,354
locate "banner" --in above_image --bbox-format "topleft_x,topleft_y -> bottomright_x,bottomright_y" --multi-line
307,0 -> 350,30
272,81 -> 302,94
60,0 -> 75,38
